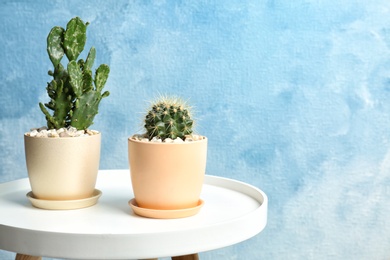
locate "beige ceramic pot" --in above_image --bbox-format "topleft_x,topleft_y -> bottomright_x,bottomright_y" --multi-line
24,132 -> 101,200
128,137 -> 207,210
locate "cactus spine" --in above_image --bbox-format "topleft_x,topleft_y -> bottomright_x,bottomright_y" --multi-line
144,97 -> 194,141
39,17 -> 110,130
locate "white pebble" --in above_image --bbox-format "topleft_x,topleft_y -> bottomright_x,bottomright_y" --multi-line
151,137 -> 162,142
29,130 -> 38,137
68,127 -> 77,133
59,132 -> 70,137
75,130 -> 85,137
40,130 -> 48,137
164,138 -> 173,143
131,134 -> 143,141
48,129 -> 59,138
173,138 -> 184,143
87,129 -> 99,135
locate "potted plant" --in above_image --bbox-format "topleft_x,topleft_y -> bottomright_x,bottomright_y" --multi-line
24,17 -> 110,208
128,96 -> 207,218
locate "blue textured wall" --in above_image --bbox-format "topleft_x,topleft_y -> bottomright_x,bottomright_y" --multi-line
1,1 -> 390,259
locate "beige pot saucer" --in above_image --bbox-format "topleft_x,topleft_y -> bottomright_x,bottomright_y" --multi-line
27,189 -> 102,210
129,199 -> 204,219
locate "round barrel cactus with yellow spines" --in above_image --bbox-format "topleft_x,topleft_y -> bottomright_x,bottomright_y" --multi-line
144,97 -> 194,141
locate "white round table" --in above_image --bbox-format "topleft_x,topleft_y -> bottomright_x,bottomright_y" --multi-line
0,170 -> 267,259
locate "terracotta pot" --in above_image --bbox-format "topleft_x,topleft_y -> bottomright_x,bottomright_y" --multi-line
128,137 -> 207,210
24,133 -> 101,200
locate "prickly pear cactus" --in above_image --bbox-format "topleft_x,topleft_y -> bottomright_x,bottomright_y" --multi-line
39,17 -> 110,130
144,97 -> 194,141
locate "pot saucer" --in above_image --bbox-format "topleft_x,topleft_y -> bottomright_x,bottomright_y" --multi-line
128,199 -> 204,219
26,189 -> 102,210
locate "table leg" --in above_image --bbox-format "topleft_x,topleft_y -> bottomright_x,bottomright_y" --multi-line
15,254 -> 42,260
172,253 -> 199,260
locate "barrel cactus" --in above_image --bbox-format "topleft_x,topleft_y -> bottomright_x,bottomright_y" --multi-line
144,97 -> 194,141
39,17 -> 110,130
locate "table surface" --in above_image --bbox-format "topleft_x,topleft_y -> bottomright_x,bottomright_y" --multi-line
0,169 -> 267,259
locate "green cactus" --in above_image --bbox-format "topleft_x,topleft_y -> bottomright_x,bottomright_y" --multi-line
144,97 -> 194,141
39,17 -> 110,130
